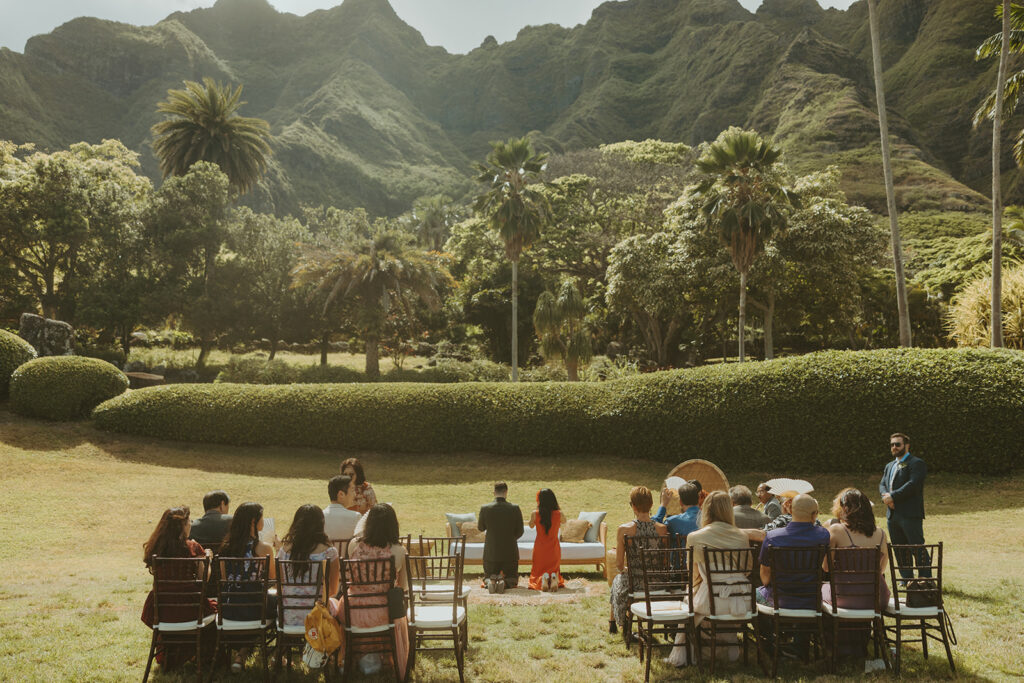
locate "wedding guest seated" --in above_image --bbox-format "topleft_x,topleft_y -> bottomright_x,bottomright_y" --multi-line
340,458 -> 377,514
324,475 -> 361,543
756,494 -> 830,608
653,481 -> 701,540
667,491 -> 753,667
346,504 -> 409,679
189,490 -> 232,548
730,485 -> 770,529
823,488 -> 891,659
140,506 -> 215,672
217,502 -> 277,673
756,483 -> 783,520
609,486 -> 669,638
277,504 -> 341,626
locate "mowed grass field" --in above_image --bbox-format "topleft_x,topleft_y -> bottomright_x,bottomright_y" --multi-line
1,406 -> 1022,682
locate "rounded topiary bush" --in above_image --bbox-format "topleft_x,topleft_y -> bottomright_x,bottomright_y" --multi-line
12,356 -> 129,420
0,328 -> 37,398
92,348 -> 1024,473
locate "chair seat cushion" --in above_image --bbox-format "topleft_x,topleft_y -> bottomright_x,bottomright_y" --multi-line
707,612 -> 755,621
348,623 -> 393,635
885,598 -> 940,617
409,605 -> 467,629
463,541 -> 606,561
630,601 -> 694,621
417,584 -> 472,600
156,613 -> 215,631
278,623 -> 307,636
628,589 -> 682,599
219,619 -> 271,631
823,602 -> 879,619
756,602 -> 820,618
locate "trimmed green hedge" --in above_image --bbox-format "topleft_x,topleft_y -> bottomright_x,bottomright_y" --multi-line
12,356 -> 129,420
0,329 -> 37,398
92,349 -> 1024,473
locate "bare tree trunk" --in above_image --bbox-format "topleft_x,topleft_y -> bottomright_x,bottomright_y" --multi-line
196,340 -> 214,369
566,358 -> 579,382
268,338 -> 278,361
764,290 -> 775,361
365,334 -> 380,378
868,0 -> 912,347
511,260 -> 519,381
738,270 -> 747,362
992,0 -> 1010,348
320,332 -> 329,366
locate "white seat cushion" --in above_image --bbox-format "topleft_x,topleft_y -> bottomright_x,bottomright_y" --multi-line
628,589 -> 682,599
409,605 -> 467,629
707,612 -> 755,621
156,613 -> 215,632
464,543 -> 485,561
756,602 -> 820,618
885,598 -> 940,617
278,623 -> 307,636
347,623 -> 393,634
630,601 -> 694,621
219,619 -> 271,631
558,542 -> 606,561
516,543 -> 534,561
416,584 -> 472,600
823,602 -> 879,619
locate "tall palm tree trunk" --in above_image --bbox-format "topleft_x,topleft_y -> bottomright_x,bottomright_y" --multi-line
365,333 -> 380,378
511,260 -> 519,381
738,270 -> 747,362
763,291 -> 775,361
868,0 -> 912,347
992,0 -> 1011,348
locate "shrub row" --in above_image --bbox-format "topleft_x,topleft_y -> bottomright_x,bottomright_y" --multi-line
0,329 -> 37,398
92,348 -> 1024,473
12,356 -> 129,420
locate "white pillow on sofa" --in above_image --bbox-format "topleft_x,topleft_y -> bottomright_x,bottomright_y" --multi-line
520,525 -> 537,542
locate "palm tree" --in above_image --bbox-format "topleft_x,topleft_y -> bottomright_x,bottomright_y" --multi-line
474,136 -> 549,381
412,194 -> 455,251
294,230 -> 449,377
867,0 -> 912,347
151,78 -> 272,196
533,280 -> 593,381
693,129 -> 798,362
975,2 -> 1024,164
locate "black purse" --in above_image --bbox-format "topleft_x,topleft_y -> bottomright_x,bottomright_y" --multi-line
905,579 -> 939,608
387,586 -> 406,621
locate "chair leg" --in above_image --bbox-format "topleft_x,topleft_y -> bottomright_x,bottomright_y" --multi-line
830,619 -> 838,674
643,635 -> 653,683
196,633 -> 203,683
407,626 -> 417,675
771,620 -> 781,678
921,620 -> 929,659
709,623 -> 717,676
143,631 -> 158,683
207,632 -> 221,683
939,615 -> 956,673
454,626 -> 465,683
260,633 -> 270,683
894,618 -> 903,676
876,618 -> 891,671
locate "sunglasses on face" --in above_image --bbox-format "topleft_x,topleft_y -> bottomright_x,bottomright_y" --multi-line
890,443 -> 903,448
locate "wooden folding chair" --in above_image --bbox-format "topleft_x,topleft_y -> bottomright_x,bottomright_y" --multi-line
622,534 -> 682,647
823,545 -> 889,673
209,555 -> 275,681
143,556 -> 214,683
756,545 -> 828,677
884,542 -> 955,675
274,558 -> 329,675
700,547 -> 760,675
340,556 -> 405,682
406,553 -> 467,682
631,544 -> 696,682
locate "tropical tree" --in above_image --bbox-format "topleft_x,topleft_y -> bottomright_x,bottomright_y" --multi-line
474,136 -> 549,381
692,128 -> 798,361
294,228 -> 449,377
533,280 -> 592,381
867,0 -> 912,347
411,194 -> 457,251
151,78 -> 272,196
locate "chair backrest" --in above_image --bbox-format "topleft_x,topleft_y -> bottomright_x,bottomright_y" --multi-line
340,556 -> 396,630
406,553 -> 463,626
637,545 -> 694,614
702,547 -> 756,618
275,558 -> 327,627
826,546 -> 882,612
329,538 -> 350,559
149,556 -> 210,626
766,545 -> 828,612
405,537 -> 465,582
887,542 -> 944,609
213,555 -> 271,624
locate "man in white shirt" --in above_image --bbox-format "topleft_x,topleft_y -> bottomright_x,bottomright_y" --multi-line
324,475 -> 361,542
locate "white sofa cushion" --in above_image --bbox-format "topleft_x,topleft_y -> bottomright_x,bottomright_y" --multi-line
464,541 -> 605,562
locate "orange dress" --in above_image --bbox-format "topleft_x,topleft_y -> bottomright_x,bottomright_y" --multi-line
528,510 -> 566,590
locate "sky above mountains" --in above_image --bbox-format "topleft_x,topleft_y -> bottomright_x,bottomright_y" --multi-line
0,0 -> 858,54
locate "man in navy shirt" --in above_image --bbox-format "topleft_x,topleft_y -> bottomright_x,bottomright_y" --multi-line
653,481 -> 700,541
756,494 -> 830,609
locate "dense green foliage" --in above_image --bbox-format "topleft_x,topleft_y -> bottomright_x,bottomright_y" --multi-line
0,0 -> 1002,214
950,263 -> 1024,348
94,348 -> 1024,473
11,356 -> 128,420
0,329 -> 37,398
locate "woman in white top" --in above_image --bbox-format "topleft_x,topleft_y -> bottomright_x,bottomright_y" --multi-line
276,504 -> 341,625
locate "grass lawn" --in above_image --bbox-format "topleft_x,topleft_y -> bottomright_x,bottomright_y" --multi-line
1,406 -> 1021,681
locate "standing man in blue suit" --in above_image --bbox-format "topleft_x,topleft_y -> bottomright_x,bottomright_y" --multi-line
879,432 -> 931,578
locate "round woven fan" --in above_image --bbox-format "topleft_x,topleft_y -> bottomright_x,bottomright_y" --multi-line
662,459 -> 730,516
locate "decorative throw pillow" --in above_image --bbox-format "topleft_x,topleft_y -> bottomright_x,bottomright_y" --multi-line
577,511 -> 607,543
445,512 -> 476,536
561,519 -> 591,543
458,521 -> 487,543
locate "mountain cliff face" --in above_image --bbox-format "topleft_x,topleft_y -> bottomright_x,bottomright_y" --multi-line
0,0 -> 1003,215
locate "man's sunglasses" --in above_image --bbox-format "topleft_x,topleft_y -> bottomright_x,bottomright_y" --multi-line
890,442 -> 903,448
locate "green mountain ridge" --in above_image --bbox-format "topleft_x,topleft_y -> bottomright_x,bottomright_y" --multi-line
0,0 -> 1008,216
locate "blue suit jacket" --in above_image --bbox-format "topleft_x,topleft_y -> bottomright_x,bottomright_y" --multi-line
879,454 -> 927,520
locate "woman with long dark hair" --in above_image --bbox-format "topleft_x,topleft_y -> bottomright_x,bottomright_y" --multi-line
276,504 -> 340,626
528,489 -> 565,591
340,457 -> 377,514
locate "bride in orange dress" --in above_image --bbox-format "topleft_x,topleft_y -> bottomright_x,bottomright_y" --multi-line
528,489 -> 565,591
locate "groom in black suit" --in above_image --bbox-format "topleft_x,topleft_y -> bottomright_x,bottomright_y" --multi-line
478,481 -> 524,592
879,433 -> 931,578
